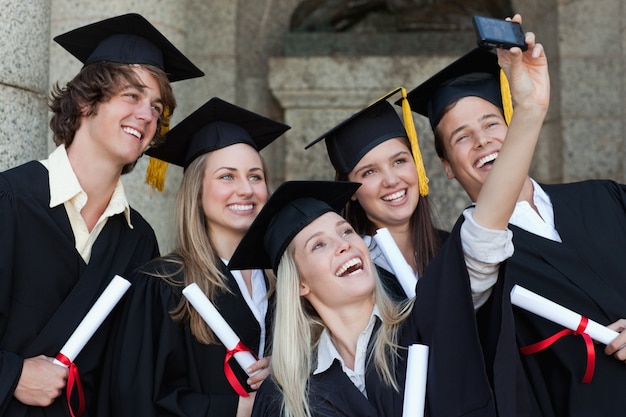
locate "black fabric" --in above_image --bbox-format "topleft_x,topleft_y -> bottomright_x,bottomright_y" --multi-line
100,259 -> 274,417
0,161 -> 159,417
492,180 -> 626,417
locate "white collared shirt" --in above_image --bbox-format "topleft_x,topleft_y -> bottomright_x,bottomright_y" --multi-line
40,145 -> 132,263
222,259 -> 268,358
509,178 -> 561,242
314,306 -> 380,397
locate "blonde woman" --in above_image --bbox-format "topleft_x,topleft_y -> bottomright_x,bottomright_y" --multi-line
104,97 -> 289,417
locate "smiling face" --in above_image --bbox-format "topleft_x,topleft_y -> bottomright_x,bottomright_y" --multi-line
292,211 -> 376,310
201,142 -> 268,243
75,66 -> 163,170
436,96 -> 508,201
347,137 -> 419,231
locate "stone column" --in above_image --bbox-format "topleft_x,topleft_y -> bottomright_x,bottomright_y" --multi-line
0,1 -> 51,170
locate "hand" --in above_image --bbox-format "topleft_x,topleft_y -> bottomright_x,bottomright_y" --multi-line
246,356 -> 271,390
604,319 -> 626,362
236,391 -> 257,417
14,355 -> 68,407
496,14 -> 550,114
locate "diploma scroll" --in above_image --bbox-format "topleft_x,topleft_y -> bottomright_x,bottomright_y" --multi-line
53,274 -> 131,366
510,285 -> 619,345
402,344 -> 429,417
374,228 -> 417,298
182,283 -> 257,375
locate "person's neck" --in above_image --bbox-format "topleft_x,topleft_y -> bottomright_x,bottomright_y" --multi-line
316,298 -> 375,370
66,144 -> 123,231
208,228 -> 244,262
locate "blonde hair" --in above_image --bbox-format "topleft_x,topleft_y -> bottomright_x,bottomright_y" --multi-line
143,152 -> 274,344
271,247 -> 412,417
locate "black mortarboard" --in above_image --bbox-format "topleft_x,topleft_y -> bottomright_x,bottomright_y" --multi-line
306,95 -> 406,175
403,48 -> 511,129
228,181 -> 361,273
53,13 -> 204,82
307,87 -> 429,196
146,97 -> 291,169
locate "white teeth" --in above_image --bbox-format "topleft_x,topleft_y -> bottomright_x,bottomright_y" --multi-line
476,152 -> 498,168
123,127 -> 142,139
382,190 -> 406,201
335,257 -> 363,277
229,204 -> 254,211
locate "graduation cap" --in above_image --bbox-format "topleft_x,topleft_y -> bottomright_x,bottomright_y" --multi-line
53,13 -> 204,82
144,97 -> 290,189
403,48 -> 512,130
228,181 -> 361,273
306,87 -> 429,196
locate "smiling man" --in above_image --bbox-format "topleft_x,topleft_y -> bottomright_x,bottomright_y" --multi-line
0,13 -> 203,417
407,43 -> 626,416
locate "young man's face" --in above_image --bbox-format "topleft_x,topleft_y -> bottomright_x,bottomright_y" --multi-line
77,66 -> 163,170
436,96 -> 508,201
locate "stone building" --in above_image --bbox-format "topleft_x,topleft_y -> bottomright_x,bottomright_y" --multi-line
1,0 -> 623,252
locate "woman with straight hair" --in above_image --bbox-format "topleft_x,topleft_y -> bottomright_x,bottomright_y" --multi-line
103,97 -> 290,417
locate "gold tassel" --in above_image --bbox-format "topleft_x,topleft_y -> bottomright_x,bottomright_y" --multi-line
500,69 -> 513,125
400,87 -> 429,196
145,107 -> 171,192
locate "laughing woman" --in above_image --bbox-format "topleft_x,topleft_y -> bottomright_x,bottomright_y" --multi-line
104,97 -> 289,417
229,30 -> 549,417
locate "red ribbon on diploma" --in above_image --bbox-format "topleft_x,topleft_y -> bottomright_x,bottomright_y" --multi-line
520,316 -> 595,384
55,353 -> 85,417
224,341 -> 257,397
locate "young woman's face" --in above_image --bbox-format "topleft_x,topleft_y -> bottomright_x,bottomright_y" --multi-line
292,212 -> 376,309
347,138 -> 419,230
437,96 -> 508,202
201,143 -> 268,239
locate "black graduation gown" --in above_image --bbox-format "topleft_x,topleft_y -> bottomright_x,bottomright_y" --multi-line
252,224 -> 510,417
102,258 -> 274,417
0,161 -> 160,417
490,180 -> 626,416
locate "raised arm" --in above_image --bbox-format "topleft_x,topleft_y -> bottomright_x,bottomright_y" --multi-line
473,14 -> 550,229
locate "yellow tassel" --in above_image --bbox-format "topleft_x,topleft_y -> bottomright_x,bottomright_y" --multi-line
400,87 -> 429,196
145,106 -> 171,192
500,69 -> 513,125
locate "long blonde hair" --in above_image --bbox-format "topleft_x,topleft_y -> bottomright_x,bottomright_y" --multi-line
144,152 -> 274,344
271,248 -> 412,417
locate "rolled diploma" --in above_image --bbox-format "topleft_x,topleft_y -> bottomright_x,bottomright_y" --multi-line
53,274 -> 131,366
374,228 -> 416,298
182,283 -> 257,375
510,285 -> 619,345
402,344 -> 429,417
